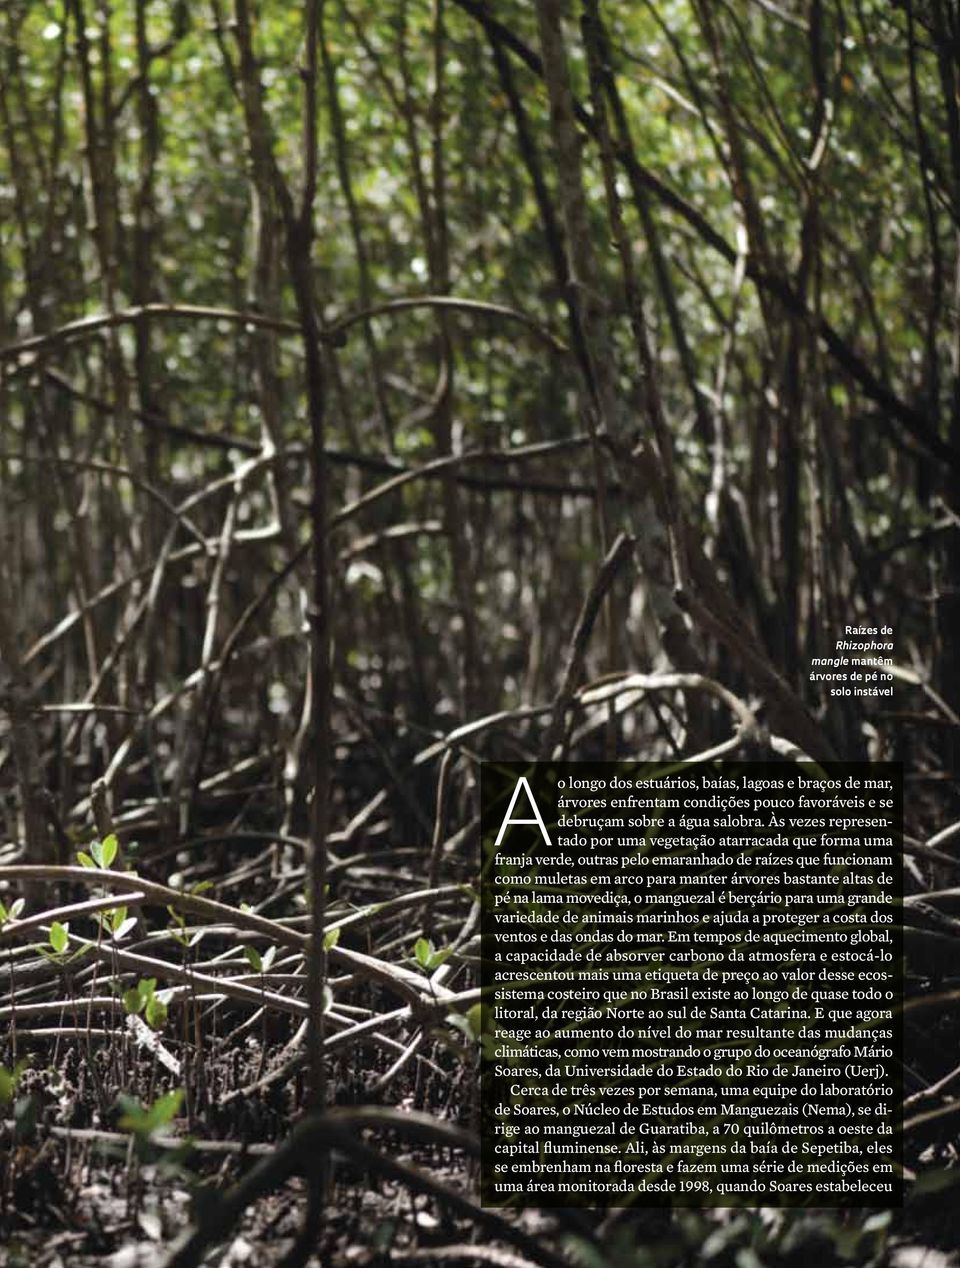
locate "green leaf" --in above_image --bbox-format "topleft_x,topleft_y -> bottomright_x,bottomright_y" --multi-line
145,995 -> 168,1030
100,834 -> 119,868
244,945 -> 263,973
0,1059 -> 28,1105
466,1002 -> 490,1040
122,988 -> 144,1015
113,917 -> 138,942
119,1088 -> 183,1137
412,937 -> 451,971
111,906 -> 127,931
77,851 -> 96,869
323,927 -> 340,951
124,977 -> 157,1013
49,921 -> 69,954
116,1092 -> 145,1127
145,1090 -> 181,1131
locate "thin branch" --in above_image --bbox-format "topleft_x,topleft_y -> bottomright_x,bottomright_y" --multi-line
0,295 -> 565,363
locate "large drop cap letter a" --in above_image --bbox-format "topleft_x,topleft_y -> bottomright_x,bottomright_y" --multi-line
494,776 -> 552,849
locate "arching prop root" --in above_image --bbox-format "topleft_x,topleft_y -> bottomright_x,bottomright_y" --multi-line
163,1108 -> 568,1268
